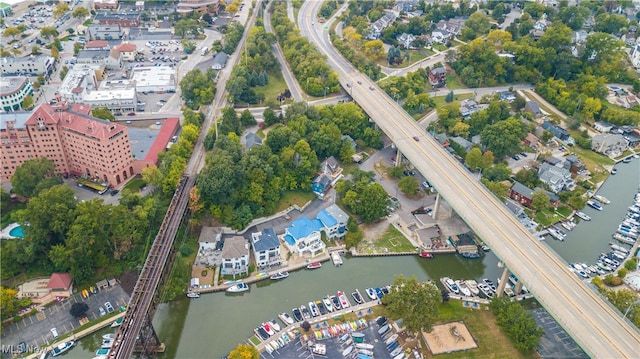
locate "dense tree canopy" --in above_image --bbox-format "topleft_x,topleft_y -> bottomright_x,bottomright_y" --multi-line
382,275 -> 441,333
490,296 -> 544,352
11,158 -> 62,197
180,68 -> 217,109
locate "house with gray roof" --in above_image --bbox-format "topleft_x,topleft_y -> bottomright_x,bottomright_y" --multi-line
509,181 -> 534,206
321,156 -> 342,179
221,236 -> 250,276
538,162 -> 576,193
251,228 -> 281,269
450,136 -> 473,152
198,226 -> 222,251
594,121 -> 614,133
525,101 -> 542,118
212,52 -> 228,70
591,133 -> 628,157
316,204 -> 349,239
542,121 -> 570,141
244,132 -> 262,150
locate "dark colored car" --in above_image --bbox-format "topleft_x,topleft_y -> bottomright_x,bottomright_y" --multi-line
127,112 -> 136,116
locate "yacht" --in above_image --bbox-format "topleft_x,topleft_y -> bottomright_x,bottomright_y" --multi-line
593,194 -> 610,204
365,288 -> 377,301
51,341 -> 75,357
226,282 -> 249,293
308,301 -> 320,317
279,312 -> 294,325
443,277 -> 459,294
322,295 -> 334,312
587,200 -> 603,211
575,211 -> 591,221
464,279 -> 480,296
455,280 -> 472,297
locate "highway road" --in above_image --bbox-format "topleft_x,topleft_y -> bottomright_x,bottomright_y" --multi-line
263,1 -> 304,102
299,1 -> 640,357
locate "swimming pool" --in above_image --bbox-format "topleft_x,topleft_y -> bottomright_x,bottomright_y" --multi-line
9,225 -> 24,238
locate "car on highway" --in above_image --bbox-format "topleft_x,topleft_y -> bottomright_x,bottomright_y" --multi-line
104,301 -> 114,313
413,136 -> 419,141
357,81 -> 362,84
369,86 -> 375,90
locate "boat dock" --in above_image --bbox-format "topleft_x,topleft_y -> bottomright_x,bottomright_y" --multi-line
252,300 -> 379,353
193,253 -> 332,294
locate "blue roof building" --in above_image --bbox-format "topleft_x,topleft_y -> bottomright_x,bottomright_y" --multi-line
316,204 -> 349,239
283,217 -> 325,257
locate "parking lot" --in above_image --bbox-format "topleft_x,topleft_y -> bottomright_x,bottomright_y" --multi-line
531,308 -> 588,359
0,284 -> 129,350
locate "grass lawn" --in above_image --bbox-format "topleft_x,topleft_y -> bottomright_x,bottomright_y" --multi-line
254,72 -> 288,106
275,190 -> 317,213
432,301 -> 535,359
445,73 -> 467,90
531,208 -> 566,227
431,43 -> 448,52
431,93 -> 474,109
567,145 -> 614,184
124,178 -> 146,192
359,225 -> 416,254
377,50 -> 426,68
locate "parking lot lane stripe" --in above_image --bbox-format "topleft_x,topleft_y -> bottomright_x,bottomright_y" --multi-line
70,322 -> 74,329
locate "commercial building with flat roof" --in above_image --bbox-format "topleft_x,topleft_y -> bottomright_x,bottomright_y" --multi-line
0,2 -> 13,17
76,49 -> 122,70
87,24 -> 123,40
0,56 -> 55,77
94,13 -> 140,27
0,100 -> 136,186
130,66 -> 175,93
0,76 -> 33,112
58,64 -> 104,102
92,0 -> 119,9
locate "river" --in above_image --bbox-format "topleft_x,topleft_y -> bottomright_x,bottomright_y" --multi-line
61,158 -> 639,359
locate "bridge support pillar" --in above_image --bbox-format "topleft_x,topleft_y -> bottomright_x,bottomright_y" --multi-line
137,312 -> 161,358
433,193 -> 452,220
514,281 -> 523,295
496,267 -> 510,298
395,148 -> 401,167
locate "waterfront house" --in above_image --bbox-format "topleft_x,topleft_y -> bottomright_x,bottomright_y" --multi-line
564,155 -> 586,174
251,228 -> 281,270
316,204 -> 349,240
220,236 -> 250,277
591,133 -> 628,157
509,181 -> 534,207
282,217 -> 326,257
198,226 -> 222,251
538,162 -> 576,193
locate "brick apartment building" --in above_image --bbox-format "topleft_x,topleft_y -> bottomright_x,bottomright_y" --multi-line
0,99 -> 136,186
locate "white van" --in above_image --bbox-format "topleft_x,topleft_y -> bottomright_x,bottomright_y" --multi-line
50,327 -> 59,339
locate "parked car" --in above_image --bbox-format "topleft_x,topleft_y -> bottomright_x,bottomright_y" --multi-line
104,302 -> 114,313
98,306 -> 106,316
50,328 -> 59,339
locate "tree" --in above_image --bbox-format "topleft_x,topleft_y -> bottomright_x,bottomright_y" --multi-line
21,94 -> 34,110
39,27 -> 58,40
0,287 -> 18,320
69,302 -> 89,318
50,46 -> 59,59
180,68 -> 217,109
531,190 -> 550,211
3,26 -> 20,40
71,6 -> 89,19
11,158 -> 60,197
398,176 -> 419,195
460,12 -> 491,41
91,107 -> 115,121
481,118 -> 526,159
31,46 -> 41,55
490,296 -> 544,352
53,2 -> 70,19
465,147 -> 483,170
228,344 -> 259,359
382,275 -> 441,333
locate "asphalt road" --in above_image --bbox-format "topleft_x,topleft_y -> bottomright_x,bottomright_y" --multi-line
298,1 -> 640,357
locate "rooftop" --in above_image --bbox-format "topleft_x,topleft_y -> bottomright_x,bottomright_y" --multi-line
0,76 -> 29,97
130,66 -> 175,88
221,236 -> 249,260
94,13 -> 140,21
46,273 -> 73,289
252,228 -> 280,252
0,111 -> 31,130
286,217 -> 323,241
143,117 -> 180,164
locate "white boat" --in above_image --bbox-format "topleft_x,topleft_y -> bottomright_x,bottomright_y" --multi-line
482,278 -> 497,292
443,277 -> 459,294
101,339 -> 113,349
51,341 -> 75,357
102,333 -> 115,340
547,226 -> 565,241
331,251 -> 343,266
365,288 -> 377,301
593,194 -> 610,204
610,244 -> 629,254
385,333 -> 399,345
342,346 -> 354,356
504,286 -> 515,297
226,282 -> 249,293
330,295 -> 341,310
575,211 -> 591,221
270,271 -> 289,280
597,261 -> 612,271
478,283 -> 494,298
269,319 -> 281,332
577,270 -> 590,279
279,312 -> 294,325
110,317 -> 123,328
337,291 -> 350,308
613,233 -> 636,244
308,301 -> 320,317
464,279 -> 480,295
186,292 -> 199,298
300,305 -> 311,320
264,343 -> 273,354
322,296 -> 334,312
455,280 -> 472,297
356,343 -> 374,350
587,200 -> 603,211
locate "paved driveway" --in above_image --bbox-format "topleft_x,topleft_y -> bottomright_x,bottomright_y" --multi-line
1,284 -> 129,350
